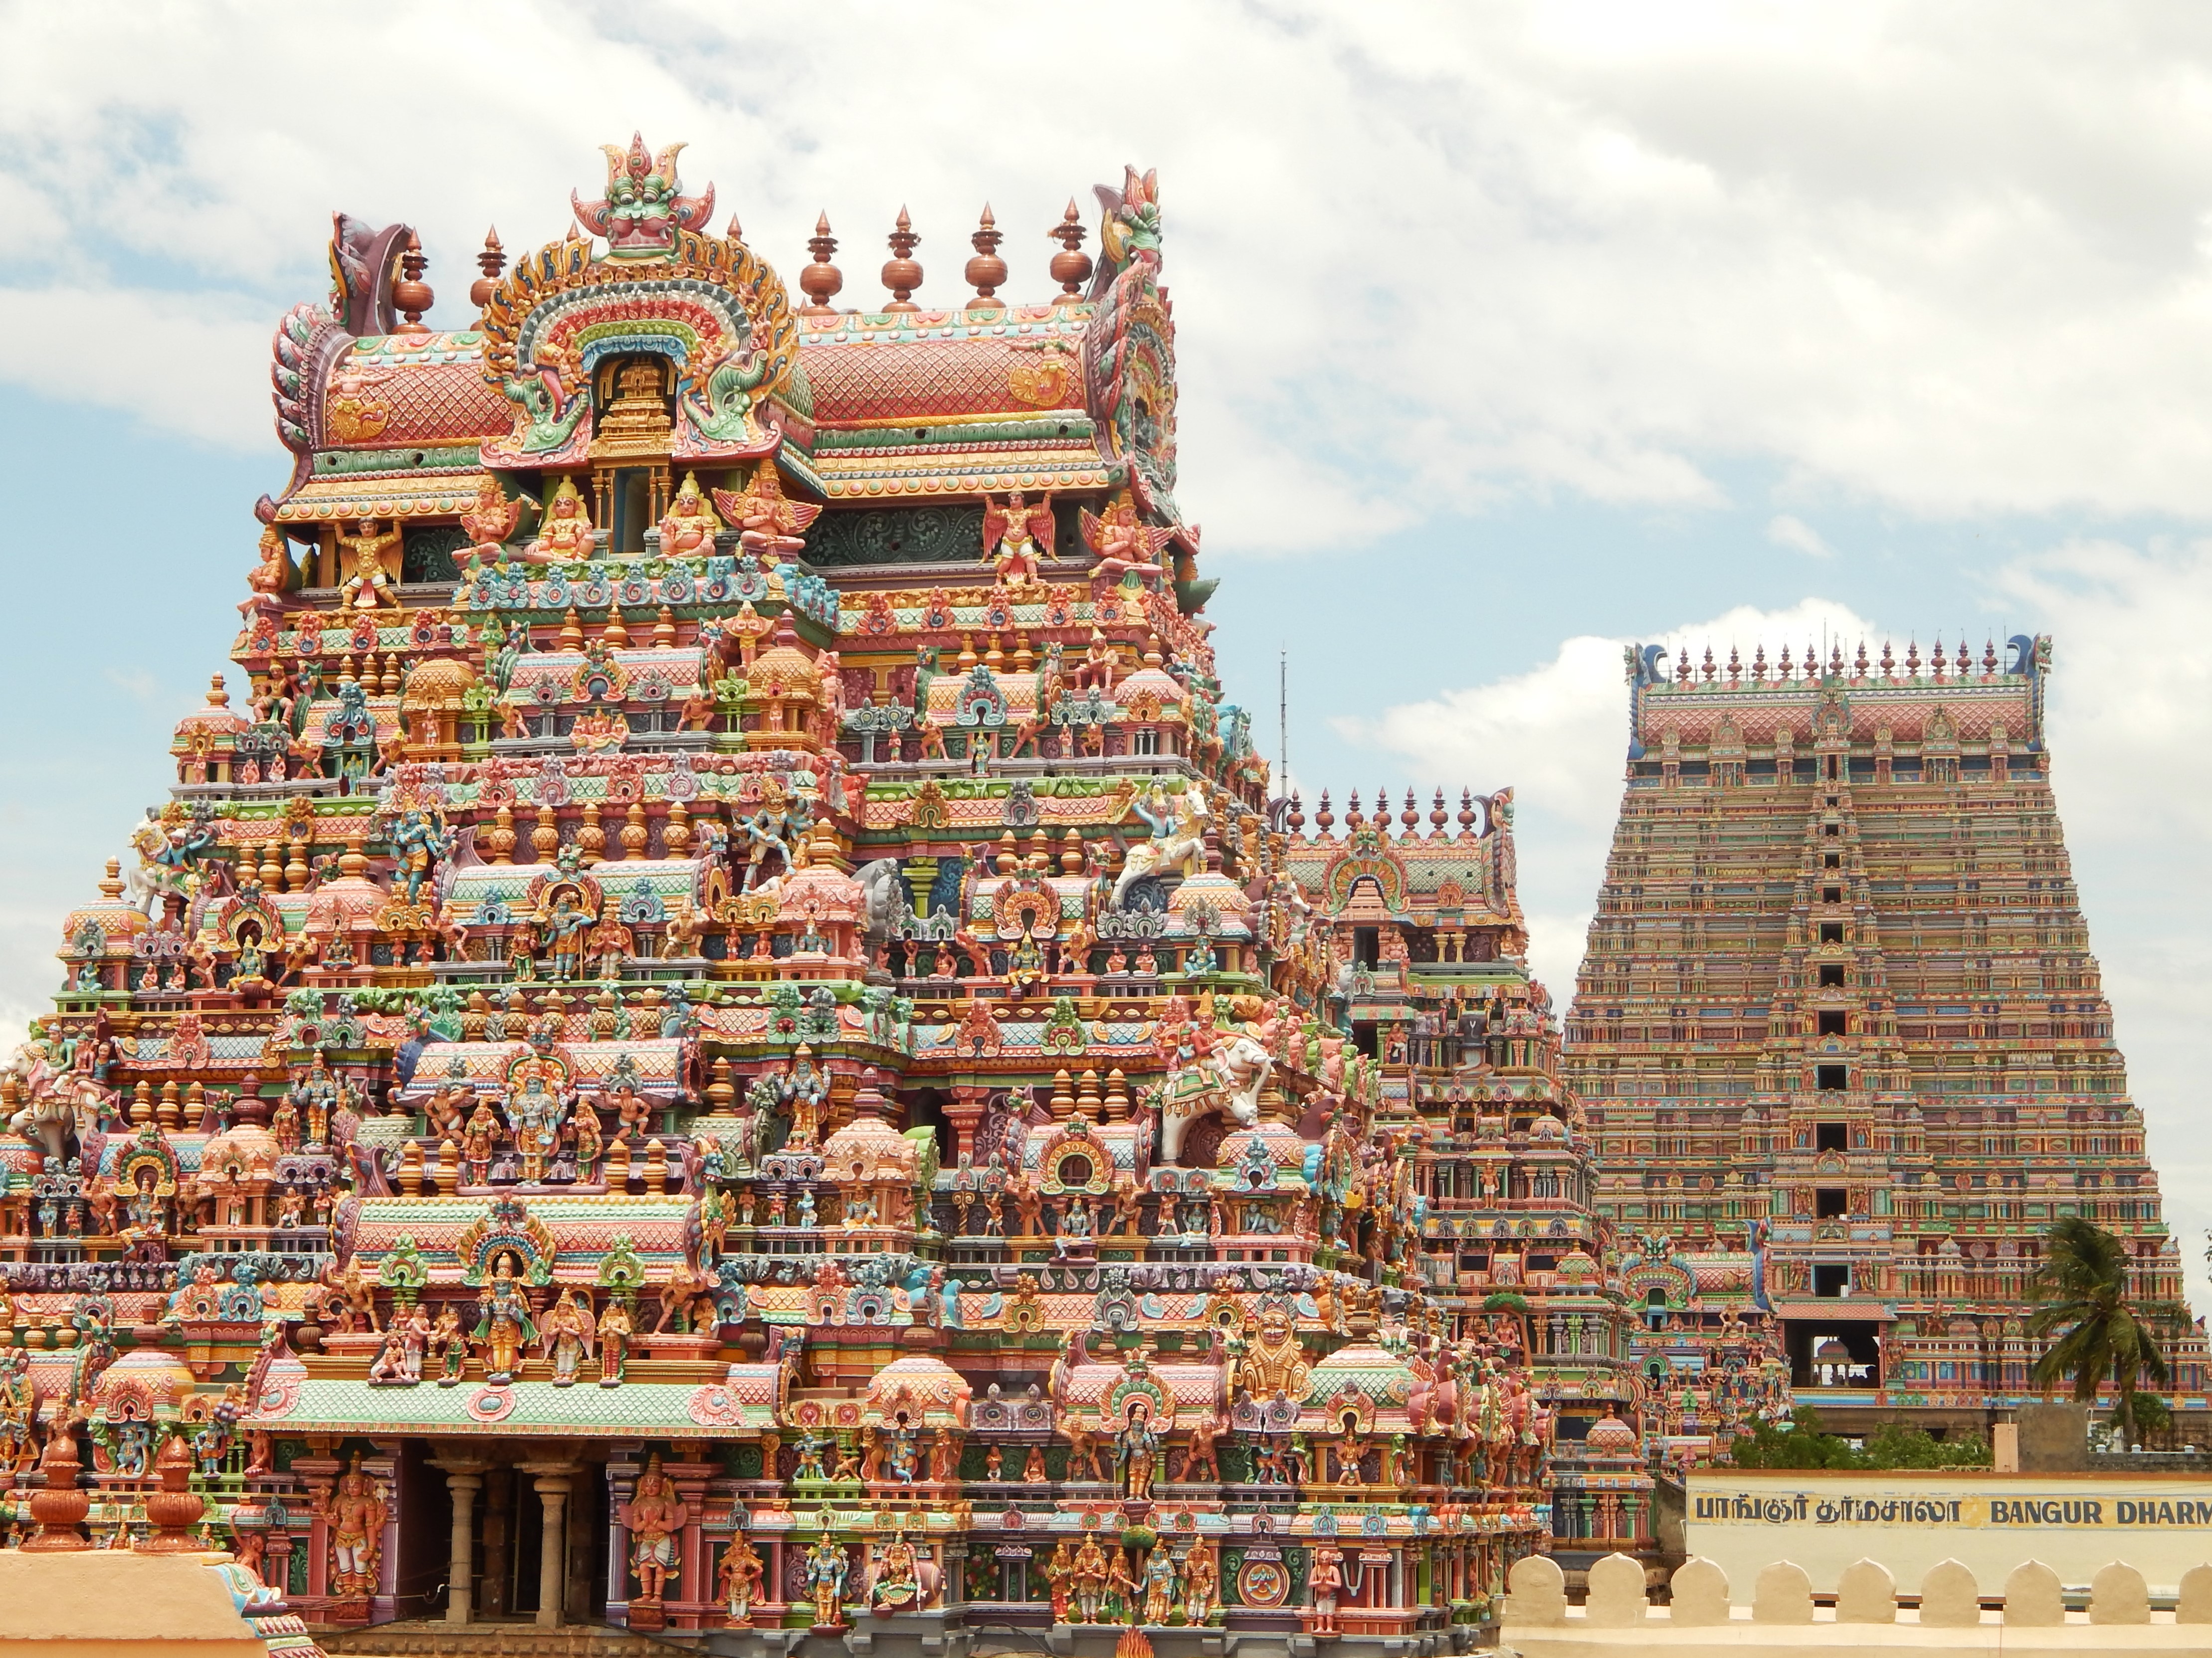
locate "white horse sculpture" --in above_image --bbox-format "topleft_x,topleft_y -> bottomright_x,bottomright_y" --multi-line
124,821 -> 193,919
1157,1031 -> 1273,1163
1111,785 -> 1209,910
6,1049 -> 111,1162
854,857 -> 907,941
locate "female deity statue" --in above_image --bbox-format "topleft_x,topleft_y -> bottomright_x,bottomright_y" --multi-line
569,1102 -> 603,1184
869,1533 -> 922,1612
1043,1539 -> 1075,1624
536,1288 -> 593,1386
243,523 -> 294,611
461,1099 -> 501,1186
431,1302 -> 471,1386
596,1297 -> 632,1385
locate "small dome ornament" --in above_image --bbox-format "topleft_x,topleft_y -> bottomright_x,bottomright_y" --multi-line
469,226 -> 505,309
392,232 -> 433,335
800,212 -> 843,316
1049,198 -> 1093,302
881,206 -> 923,313
965,205 -> 1007,315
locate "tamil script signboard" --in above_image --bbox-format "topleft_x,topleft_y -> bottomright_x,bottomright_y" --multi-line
1684,1471 -> 2212,1593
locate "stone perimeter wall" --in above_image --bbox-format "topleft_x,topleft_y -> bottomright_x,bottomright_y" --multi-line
1504,1552 -> 2212,1658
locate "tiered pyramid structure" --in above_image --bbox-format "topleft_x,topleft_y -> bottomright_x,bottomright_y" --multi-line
0,140 -> 1556,1648
1562,637 -> 2207,1444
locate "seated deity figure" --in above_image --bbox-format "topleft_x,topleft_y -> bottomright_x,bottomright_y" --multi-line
655,472 -> 723,559
526,478 -> 597,563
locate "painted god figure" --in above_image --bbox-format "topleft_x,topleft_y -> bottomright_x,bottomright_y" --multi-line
318,1455 -> 387,1599
472,1255 -> 536,1384
624,1455 -> 685,1605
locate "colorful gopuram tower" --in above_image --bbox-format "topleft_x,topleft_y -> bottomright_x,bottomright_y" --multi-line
1275,789 -> 1659,1571
1562,636 -> 2207,1449
0,142 -> 1550,1647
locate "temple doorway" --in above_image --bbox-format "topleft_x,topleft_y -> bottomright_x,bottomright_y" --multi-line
427,1453 -> 607,1627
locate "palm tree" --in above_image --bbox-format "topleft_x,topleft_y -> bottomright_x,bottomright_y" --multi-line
2028,1217 -> 2191,1447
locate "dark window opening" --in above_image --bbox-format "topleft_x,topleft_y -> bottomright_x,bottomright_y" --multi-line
1812,1263 -> 1851,1296
610,467 -> 652,555
1825,755 -> 1840,780
1824,824 -> 1840,838
1822,886 -> 1842,904
1817,1010 -> 1847,1036
1816,1064 -> 1847,1092
1823,852 -> 1841,869
401,524 -> 468,583
1353,926 -> 1380,968
1819,922 -> 1844,944
1815,1187 -> 1848,1218
1352,1021 -> 1379,1059
1788,1319 -> 1877,1386
1815,1121 -> 1847,1152
1818,964 -> 1845,987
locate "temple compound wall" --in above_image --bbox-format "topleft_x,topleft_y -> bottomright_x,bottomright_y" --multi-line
1503,1550 -> 2212,1658
1684,1470 -> 2212,1593
1560,639 -> 2207,1445
0,140 -> 1550,1656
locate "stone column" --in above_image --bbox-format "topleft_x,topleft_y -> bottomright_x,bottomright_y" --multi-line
533,1473 -> 572,1627
430,1459 -> 489,1625
445,1472 -> 481,1624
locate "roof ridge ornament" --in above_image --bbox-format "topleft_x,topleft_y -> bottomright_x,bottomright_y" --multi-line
571,133 -> 717,260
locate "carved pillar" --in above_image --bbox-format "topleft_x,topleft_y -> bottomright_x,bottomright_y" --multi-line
479,1468 -> 511,1618
943,1084 -> 988,1163
291,1454 -> 340,1606
533,1473 -> 571,1627
605,1452 -> 639,1627
430,1462 -> 485,1625
567,1471 -> 596,1627
668,1459 -> 716,1628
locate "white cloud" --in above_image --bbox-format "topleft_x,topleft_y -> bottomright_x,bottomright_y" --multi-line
1991,539 -> 2212,1306
12,4 -> 2212,538
1337,598 -> 1875,1000
1768,513 -> 1836,558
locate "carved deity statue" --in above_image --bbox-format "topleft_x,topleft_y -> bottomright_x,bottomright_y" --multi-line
317,1455 -> 388,1599
624,1455 -> 685,1605
655,472 -> 723,560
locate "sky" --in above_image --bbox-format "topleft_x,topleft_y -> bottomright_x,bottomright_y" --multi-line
2,0 -> 2211,1301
